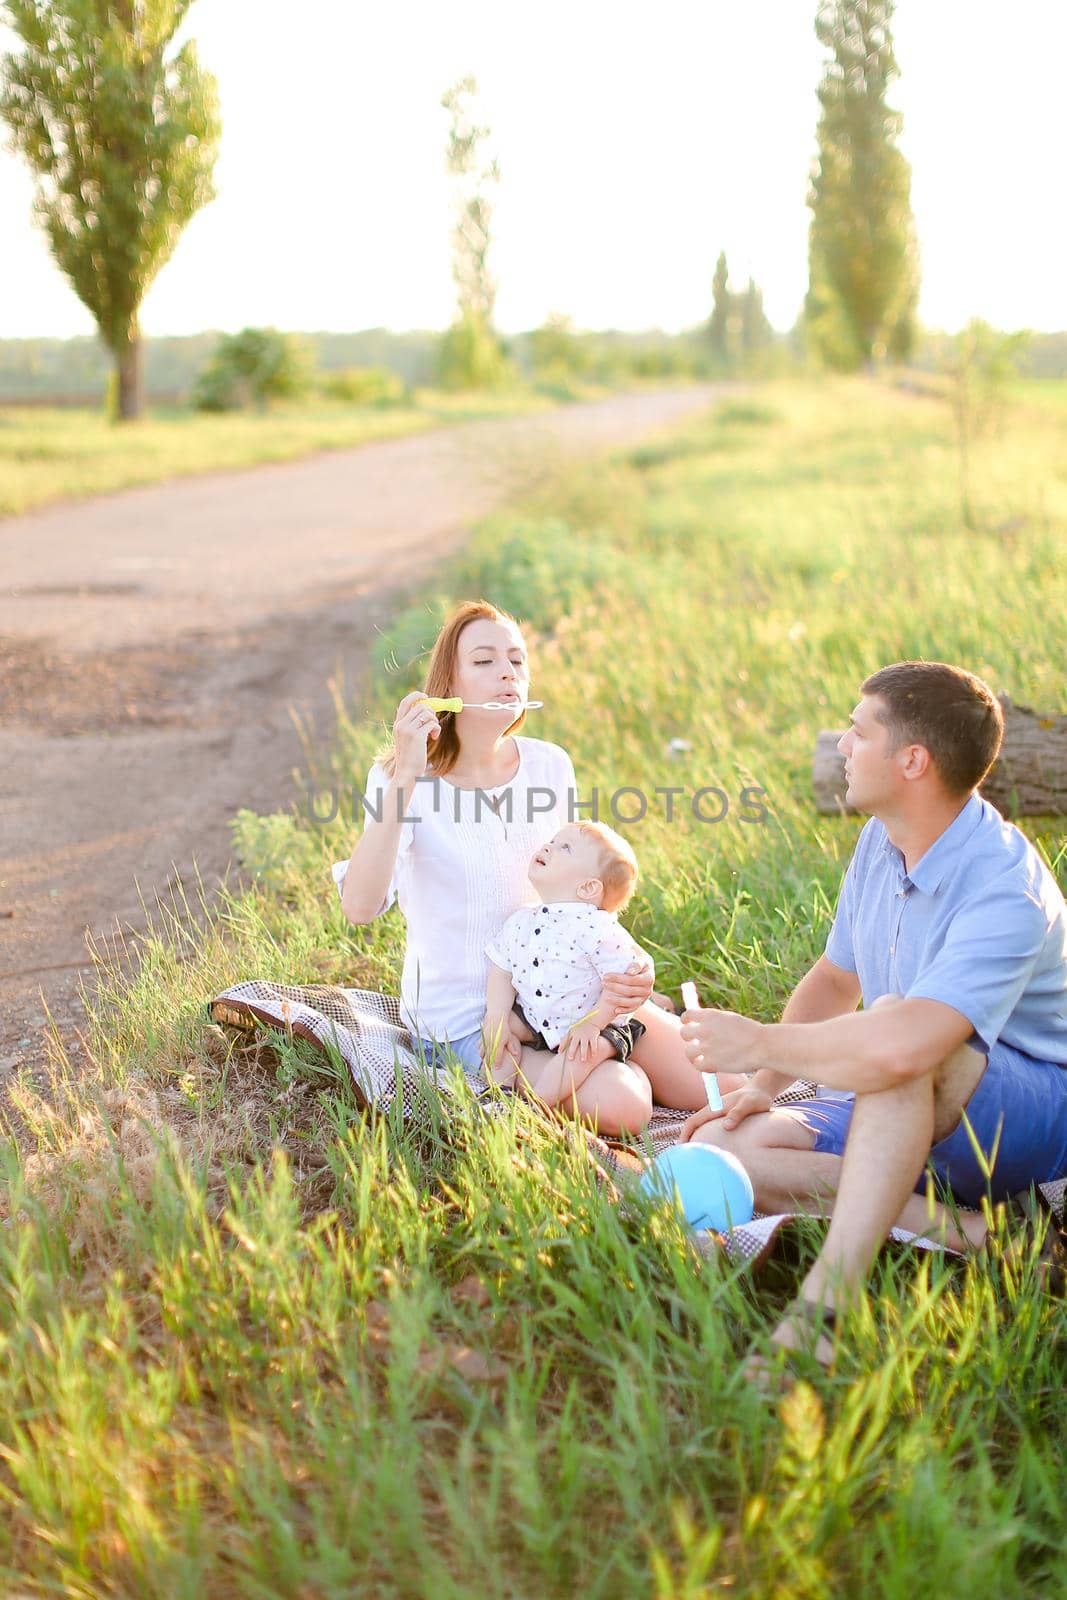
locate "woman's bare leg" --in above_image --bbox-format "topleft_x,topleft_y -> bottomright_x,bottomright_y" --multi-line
628,1002 -> 748,1110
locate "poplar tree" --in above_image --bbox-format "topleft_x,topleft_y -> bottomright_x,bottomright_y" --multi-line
806,0 -> 919,369
438,75 -> 508,389
1,0 -> 220,419
740,278 -> 771,359
707,250 -> 732,366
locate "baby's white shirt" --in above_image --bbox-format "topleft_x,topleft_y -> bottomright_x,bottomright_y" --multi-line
486,901 -> 653,1048
332,738 -> 578,1041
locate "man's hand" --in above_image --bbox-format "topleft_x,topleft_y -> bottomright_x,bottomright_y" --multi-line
680,1007 -> 766,1076
564,1019 -> 602,1063
681,1079 -> 775,1142
601,961 -> 654,1017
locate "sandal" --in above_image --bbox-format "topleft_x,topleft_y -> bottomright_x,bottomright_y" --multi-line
743,1298 -> 838,1394
1006,1186 -> 1067,1297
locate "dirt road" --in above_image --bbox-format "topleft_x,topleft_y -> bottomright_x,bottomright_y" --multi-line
0,385 -> 718,1078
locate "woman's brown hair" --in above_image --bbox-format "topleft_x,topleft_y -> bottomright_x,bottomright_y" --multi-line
380,599 -> 527,778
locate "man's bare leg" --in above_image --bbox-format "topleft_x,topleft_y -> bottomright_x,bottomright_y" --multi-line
697,992 -> 991,1315
803,1071 -> 935,1292
800,1036 -> 987,1297
690,1107 -> 987,1253
768,1032 -> 987,1367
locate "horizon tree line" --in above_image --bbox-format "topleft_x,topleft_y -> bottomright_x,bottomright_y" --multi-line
2,0 -> 922,415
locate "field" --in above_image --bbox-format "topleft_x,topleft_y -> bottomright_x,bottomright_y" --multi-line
2,378 -> 1065,1595
0,387 -> 559,519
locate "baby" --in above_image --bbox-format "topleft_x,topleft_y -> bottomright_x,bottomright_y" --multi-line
482,821 -> 657,1131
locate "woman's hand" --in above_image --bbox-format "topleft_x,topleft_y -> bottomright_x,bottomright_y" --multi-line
600,961 -> 654,1017
392,691 -> 442,784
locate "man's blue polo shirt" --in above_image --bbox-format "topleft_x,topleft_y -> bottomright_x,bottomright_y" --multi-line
825,793 -> 1067,1065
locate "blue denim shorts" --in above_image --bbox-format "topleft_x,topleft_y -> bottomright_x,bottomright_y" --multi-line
412,1029 -> 484,1074
782,1038 -> 1067,1206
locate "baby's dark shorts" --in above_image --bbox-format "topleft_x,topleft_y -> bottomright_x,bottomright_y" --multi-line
512,999 -> 645,1063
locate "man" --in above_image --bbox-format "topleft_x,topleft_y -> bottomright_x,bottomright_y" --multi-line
680,661 -> 1067,1374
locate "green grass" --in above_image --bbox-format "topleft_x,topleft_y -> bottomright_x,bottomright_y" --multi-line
0,386 -> 564,519
2,377 -> 1065,1595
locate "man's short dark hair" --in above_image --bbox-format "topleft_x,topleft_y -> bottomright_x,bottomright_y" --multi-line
862,661 -> 1004,797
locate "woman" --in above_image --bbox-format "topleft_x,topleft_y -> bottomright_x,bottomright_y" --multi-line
334,599 -> 714,1134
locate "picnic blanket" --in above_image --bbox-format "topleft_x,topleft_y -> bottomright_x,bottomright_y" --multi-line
206,980 -> 1066,1267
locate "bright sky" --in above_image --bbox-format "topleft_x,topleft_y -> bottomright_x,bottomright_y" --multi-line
1,0 -> 1063,340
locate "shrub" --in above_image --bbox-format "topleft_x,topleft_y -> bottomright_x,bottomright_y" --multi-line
713,400 -> 781,427
321,365 -> 407,406
373,508 -> 674,681
192,327 -> 309,412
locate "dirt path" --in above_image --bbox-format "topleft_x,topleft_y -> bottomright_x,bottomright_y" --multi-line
0,384 -> 720,1081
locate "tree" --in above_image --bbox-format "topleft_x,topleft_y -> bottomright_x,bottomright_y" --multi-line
707,251 -> 732,366
805,0 -> 919,369
436,309 -> 511,392
740,277 -> 772,361
707,256 -> 773,371
1,0 -> 220,420
438,75 -> 510,390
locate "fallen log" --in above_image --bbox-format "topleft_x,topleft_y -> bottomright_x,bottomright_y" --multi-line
813,695 -> 1067,817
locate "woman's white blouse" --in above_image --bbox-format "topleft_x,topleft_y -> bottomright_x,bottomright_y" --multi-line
332,737 -> 578,1041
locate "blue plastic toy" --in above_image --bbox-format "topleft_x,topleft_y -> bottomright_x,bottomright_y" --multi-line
639,1143 -> 755,1232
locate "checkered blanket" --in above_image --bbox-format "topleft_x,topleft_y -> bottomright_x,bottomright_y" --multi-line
206,981 -> 1065,1267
